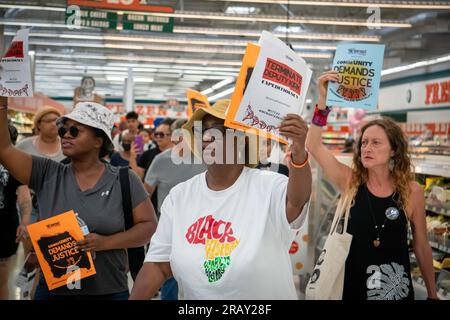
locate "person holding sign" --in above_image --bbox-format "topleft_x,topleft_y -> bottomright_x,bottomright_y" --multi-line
305,71 -> 438,300
130,99 -> 311,299
0,79 -> 157,299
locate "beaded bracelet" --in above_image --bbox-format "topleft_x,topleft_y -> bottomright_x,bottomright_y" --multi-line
288,152 -> 309,169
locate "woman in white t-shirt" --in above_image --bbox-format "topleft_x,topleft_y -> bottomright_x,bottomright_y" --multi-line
130,99 -> 312,300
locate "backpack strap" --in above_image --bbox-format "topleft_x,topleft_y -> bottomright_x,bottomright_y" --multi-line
119,167 -> 133,230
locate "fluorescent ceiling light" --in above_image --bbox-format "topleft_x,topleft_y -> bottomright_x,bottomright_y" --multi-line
106,76 -> 154,83
0,12 -> 410,29
274,26 -> 303,33
30,39 -> 336,54
225,6 -> 258,14
201,88 -> 214,95
212,78 -> 235,90
173,27 -> 380,42
208,87 -> 235,102
29,40 -> 246,55
293,44 -> 336,50
30,40 -> 333,58
0,20 -> 77,28
211,0 -> 450,10
201,78 -> 235,95
35,52 -> 242,66
381,54 -> 450,76
145,11 -> 411,28
0,4 -> 65,11
4,27 -> 379,44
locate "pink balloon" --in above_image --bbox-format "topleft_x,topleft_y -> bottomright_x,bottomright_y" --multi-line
353,109 -> 366,120
349,118 -> 361,131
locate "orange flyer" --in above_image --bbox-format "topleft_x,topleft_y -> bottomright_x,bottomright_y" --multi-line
26,210 -> 96,290
224,43 -> 287,144
187,89 -> 211,118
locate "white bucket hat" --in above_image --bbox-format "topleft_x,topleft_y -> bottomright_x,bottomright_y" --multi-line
58,102 -> 115,143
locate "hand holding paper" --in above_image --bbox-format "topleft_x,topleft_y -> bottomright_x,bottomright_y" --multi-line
279,114 -> 308,163
317,71 -> 339,110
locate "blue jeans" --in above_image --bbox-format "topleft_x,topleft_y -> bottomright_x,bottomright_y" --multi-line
161,277 -> 178,300
34,275 -> 129,300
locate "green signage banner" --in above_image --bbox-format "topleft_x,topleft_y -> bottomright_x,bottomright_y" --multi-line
65,8 -> 118,29
122,14 -> 174,33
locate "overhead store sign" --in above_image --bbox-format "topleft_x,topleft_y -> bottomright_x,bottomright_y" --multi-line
106,103 -> 187,119
122,13 -> 174,33
65,8 -> 118,29
425,79 -> 450,106
379,75 -> 450,111
66,0 -> 174,32
67,0 -> 173,13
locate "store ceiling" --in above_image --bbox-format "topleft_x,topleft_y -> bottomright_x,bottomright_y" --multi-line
0,0 -> 449,102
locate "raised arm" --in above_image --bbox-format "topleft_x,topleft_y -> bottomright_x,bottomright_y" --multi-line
280,114 -> 312,223
0,96 -> 32,185
305,71 -> 352,193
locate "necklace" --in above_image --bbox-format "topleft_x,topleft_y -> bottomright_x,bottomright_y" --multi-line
365,185 -> 389,248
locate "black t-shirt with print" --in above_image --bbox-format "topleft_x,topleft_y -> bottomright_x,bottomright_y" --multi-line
0,165 -> 21,215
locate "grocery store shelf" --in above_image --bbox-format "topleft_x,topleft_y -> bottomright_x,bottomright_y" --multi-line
429,240 -> 450,254
425,205 -> 450,218
11,120 -> 33,126
408,235 -> 450,254
323,142 -> 345,145
414,164 -> 450,178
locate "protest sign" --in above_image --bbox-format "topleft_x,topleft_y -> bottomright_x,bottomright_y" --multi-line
326,43 -> 385,109
187,89 -> 210,118
0,29 -> 33,97
27,210 -> 96,290
226,31 -> 312,144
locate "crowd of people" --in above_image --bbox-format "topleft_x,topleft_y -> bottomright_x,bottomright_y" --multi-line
0,69 -> 439,300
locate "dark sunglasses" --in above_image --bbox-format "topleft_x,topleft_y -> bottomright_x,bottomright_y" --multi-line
58,126 -> 79,138
154,132 -> 171,138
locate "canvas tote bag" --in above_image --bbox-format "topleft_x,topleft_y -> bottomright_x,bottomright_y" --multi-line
305,194 -> 353,300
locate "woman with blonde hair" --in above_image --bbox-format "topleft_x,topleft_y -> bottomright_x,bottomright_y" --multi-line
306,70 -> 438,300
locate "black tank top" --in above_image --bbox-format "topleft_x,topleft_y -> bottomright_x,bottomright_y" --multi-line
343,184 -> 414,300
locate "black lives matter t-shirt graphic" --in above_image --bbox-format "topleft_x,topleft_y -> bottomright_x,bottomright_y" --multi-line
37,231 -> 92,278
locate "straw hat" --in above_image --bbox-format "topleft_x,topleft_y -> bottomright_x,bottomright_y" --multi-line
182,99 -> 259,168
33,106 -> 62,131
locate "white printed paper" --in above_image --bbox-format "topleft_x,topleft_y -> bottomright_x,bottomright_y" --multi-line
0,29 -> 33,97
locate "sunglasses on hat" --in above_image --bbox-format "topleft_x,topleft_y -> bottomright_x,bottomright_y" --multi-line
58,126 -> 80,138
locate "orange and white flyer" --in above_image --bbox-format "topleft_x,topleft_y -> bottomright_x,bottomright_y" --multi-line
225,43 -> 261,133
26,210 -> 96,290
225,31 -> 312,144
187,89 -> 211,118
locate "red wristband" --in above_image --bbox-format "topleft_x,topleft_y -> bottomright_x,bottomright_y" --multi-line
311,104 -> 331,127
